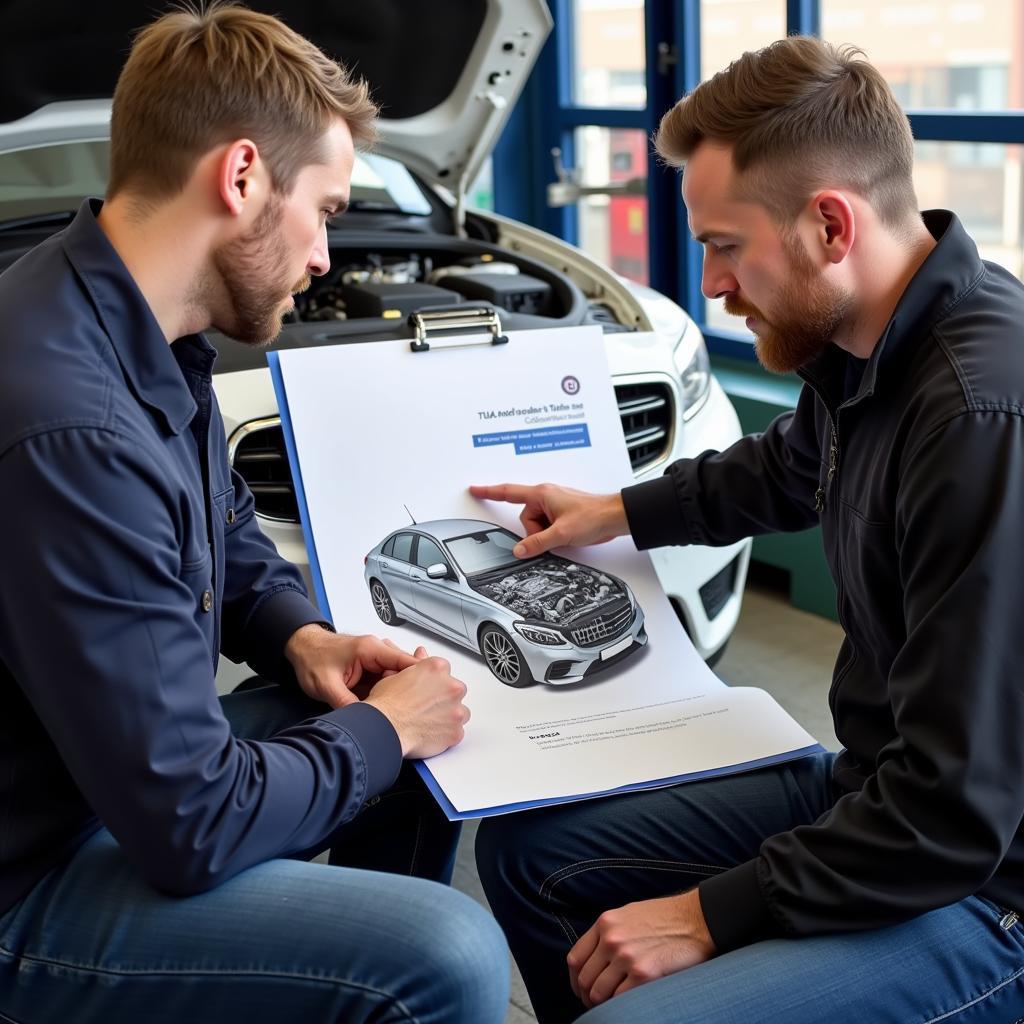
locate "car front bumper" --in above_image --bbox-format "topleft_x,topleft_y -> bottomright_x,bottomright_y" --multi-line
519,605 -> 648,686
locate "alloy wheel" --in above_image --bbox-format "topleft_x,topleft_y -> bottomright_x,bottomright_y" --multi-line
371,582 -> 393,624
483,629 -> 521,683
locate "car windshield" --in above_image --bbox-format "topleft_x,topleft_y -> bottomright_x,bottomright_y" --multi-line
445,528 -> 525,576
0,141 -> 432,226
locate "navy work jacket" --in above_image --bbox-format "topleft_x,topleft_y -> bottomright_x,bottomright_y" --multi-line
0,201 -> 400,914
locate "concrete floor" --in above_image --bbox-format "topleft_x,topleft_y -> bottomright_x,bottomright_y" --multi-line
451,582 -> 846,1023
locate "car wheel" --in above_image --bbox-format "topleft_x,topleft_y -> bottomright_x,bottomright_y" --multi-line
479,625 -> 534,688
369,579 -> 405,626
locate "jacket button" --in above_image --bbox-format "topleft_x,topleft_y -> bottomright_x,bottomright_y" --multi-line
201,590 -> 213,613
226,508 -> 236,525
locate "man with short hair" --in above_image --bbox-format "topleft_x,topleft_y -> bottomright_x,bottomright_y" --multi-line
0,6 -> 508,1022
474,36 -> 1024,1023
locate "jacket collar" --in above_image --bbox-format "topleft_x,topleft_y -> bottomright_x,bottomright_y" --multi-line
799,210 -> 985,409
61,199 -> 217,435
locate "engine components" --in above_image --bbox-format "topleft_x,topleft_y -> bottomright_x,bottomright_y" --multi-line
338,281 -> 463,319
434,271 -> 553,316
293,251 -> 562,323
475,559 -> 622,625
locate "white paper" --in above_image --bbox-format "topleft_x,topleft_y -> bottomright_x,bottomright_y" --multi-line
272,326 -> 817,815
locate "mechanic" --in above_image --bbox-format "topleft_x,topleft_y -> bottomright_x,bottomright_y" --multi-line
0,5 -> 508,1022
473,35 -> 1024,1024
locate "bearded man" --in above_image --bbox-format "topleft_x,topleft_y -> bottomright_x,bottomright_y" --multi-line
0,5 -> 509,1023
472,35 -> 1024,1024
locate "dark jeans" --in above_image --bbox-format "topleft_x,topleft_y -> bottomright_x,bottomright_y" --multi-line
0,683 -> 510,1024
476,752 -> 1024,1023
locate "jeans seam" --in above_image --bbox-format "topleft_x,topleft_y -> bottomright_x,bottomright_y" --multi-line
538,858 -> 727,951
921,964 -> 1024,1023
1,946 -> 418,1021
540,857 -> 726,900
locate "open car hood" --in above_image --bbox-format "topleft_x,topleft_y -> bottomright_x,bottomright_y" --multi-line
0,0 -> 552,195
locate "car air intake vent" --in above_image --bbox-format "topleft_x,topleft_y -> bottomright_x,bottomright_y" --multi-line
230,420 -> 299,522
699,555 -> 740,621
615,382 -> 673,475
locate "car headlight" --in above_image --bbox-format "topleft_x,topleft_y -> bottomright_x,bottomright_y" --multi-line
513,622 -> 567,646
675,337 -> 711,421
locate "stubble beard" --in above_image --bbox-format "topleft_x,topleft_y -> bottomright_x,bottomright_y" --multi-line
208,195 -> 311,348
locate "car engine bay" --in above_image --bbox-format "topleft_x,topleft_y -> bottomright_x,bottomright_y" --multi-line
472,558 -> 626,626
296,251 -> 558,322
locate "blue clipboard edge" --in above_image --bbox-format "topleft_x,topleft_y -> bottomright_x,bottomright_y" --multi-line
268,353 -> 333,618
414,744 -> 826,821
268,351 -> 825,822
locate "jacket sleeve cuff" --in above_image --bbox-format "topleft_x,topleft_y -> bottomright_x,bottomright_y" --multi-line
698,859 -> 782,954
622,473 -> 690,550
322,702 -> 403,799
244,586 -> 331,683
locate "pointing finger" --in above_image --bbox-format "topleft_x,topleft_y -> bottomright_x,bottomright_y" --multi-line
469,483 -> 536,505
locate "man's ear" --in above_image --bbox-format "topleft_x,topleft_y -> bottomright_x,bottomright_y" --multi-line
808,191 -> 855,265
217,139 -> 263,217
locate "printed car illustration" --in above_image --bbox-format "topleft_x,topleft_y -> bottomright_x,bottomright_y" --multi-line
364,519 -> 647,687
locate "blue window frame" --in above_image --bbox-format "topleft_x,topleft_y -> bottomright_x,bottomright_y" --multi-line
493,0 -> 1024,362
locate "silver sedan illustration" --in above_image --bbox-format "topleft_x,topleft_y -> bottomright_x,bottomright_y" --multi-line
363,519 -> 647,687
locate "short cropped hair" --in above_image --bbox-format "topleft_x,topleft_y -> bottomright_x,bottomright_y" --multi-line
655,36 -> 918,231
107,2 -> 378,201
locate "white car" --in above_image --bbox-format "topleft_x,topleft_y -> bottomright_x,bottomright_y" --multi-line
0,0 -> 750,690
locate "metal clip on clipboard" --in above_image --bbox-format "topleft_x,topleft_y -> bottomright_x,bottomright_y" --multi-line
408,305 -> 509,353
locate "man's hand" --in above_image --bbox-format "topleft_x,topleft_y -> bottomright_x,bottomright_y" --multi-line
567,890 -> 716,1009
469,482 -> 629,559
365,656 -> 470,758
285,625 -> 419,708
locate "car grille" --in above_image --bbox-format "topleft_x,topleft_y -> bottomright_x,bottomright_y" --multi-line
569,601 -> 633,648
229,421 -> 299,522
614,382 -> 673,474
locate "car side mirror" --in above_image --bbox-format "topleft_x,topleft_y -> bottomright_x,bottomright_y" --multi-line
426,563 -> 450,580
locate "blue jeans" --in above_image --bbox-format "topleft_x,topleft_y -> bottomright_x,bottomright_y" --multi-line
0,684 -> 510,1023
476,753 -> 1024,1023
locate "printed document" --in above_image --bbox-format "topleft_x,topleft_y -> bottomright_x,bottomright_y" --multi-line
269,326 -> 820,817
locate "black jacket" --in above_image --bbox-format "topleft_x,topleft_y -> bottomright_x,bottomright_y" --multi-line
623,211 -> 1024,953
